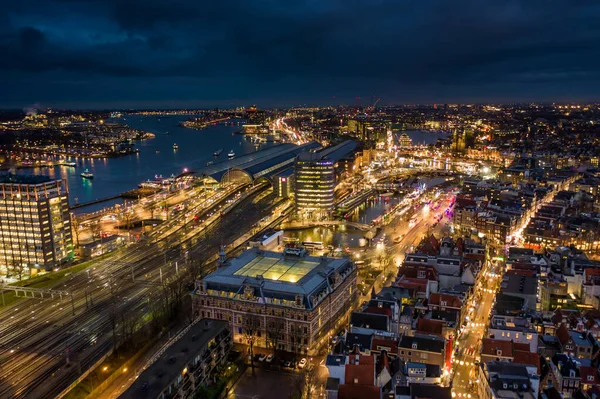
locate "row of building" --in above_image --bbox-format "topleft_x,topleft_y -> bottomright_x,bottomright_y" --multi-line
322,235 -> 488,399
475,245 -> 600,399
453,171 -> 578,246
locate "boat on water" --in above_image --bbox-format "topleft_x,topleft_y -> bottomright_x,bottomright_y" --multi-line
165,131 -> 169,135
156,150 -> 160,154
59,161 -> 77,167
138,174 -> 176,189
173,143 -> 178,150
81,169 -> 94,179
213,148 -> 223,157
228,150 -> 235,159
206,161 -> 214,166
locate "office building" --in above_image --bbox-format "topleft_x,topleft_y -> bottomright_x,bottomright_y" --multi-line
120,319 -> 232,399
0,174 -> 73,274
192,248 -> 357,355
294,140 -> 357,219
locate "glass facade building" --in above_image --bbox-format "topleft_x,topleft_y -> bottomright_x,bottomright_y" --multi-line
0,175 -> 73,275
294,153 -> 335,219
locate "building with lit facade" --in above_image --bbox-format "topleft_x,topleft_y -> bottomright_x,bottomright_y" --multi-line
399,133 -> 412,148
0,174 -> 73,275
192,248 -> 357,356
294,140 -> 357,220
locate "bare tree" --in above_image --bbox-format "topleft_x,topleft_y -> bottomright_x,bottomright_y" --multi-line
289,322 -> 305,363
11,261 -> 26,281
242,314 -> 261,376
71,215 -> 81,247
290,362 -> 319,399
266,317 -> 285,357
90,222 -> 101,241
149,202 -> 158,219
121,210 -> 134,230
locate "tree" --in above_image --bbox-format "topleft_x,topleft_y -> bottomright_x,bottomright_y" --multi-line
242,314 -> 261,376
149,202 -> 158,220
90,222 -> 101,241
11,261 -> 26,280
71,215 -> 81,247
289,322 -> 305,363
121,210 -> 134,230
290,363 -> 319,399
266,317 -> 285,357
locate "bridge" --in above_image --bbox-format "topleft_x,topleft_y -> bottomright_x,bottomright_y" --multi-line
0,284 -> 71,300
280,220 -> 372,231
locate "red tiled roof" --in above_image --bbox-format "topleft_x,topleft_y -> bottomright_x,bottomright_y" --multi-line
418,235 -> 440,256
344,363 -> 375,386
364,306 -> 393,318
513,350 -> 541,374
371,338 -> 398,354
579,366 -> 600,386
348,355 -> 375,366
396,277 -> 428,293
513,342 -> 531,352
417,318 -> 444,336
556,323 -> 570,346
584,268 -> 600,284
338,384 -> 381,399
481,338 -> 514,357
399,265 -> 438,281
506,269 -> 537,277
428,293 -> 463,309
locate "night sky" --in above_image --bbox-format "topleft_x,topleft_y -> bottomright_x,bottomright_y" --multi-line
2,0 -> 600,109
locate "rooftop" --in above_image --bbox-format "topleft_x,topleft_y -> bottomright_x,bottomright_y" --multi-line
198,248 -> 354,309
0,173 -> 53,184
120,319 -> 229,399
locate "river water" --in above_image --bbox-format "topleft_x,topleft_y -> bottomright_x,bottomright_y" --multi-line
20,116 -> 273,211
17,117 -> 443,214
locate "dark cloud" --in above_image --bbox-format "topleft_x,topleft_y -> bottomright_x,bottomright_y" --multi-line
2,0 -> 600,107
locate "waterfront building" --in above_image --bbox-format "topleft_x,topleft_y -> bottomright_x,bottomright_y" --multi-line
399,133 -> 412,148
120,319 -> 232,399
294,140 -> 357,220
192,248 -> 357,355
0,174 -> 73,274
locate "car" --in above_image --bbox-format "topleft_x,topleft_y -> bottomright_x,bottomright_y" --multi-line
266,354 -> 274,363
298,358 -> 307,369
283,360 -> 293,368
332,336 -> 339,345
258,354 -> 267,362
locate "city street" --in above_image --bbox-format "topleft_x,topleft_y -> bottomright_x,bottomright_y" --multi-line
451,260 -> 501,398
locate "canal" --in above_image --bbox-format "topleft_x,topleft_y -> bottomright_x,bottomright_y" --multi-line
283,194 -> 402,248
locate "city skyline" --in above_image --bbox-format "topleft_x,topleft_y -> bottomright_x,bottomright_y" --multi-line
3,1 -> 600,108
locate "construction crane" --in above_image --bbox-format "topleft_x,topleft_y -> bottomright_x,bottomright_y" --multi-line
367,97 -> 380,113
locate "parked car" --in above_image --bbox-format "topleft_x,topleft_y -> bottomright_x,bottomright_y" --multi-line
298,358 -> 307,369
283,360 -> 293,368
258,354 -> 267,362
266,354 -> 274,363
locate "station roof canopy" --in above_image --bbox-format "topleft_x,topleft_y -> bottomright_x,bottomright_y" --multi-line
198,142 -> 321,183
296,140 -> 358,163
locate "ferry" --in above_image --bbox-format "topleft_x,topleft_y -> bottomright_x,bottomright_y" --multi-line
213,148 -> 223,157
81,169 -> 94,179
228,150 -> 235,159
173,143 -> 178,150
